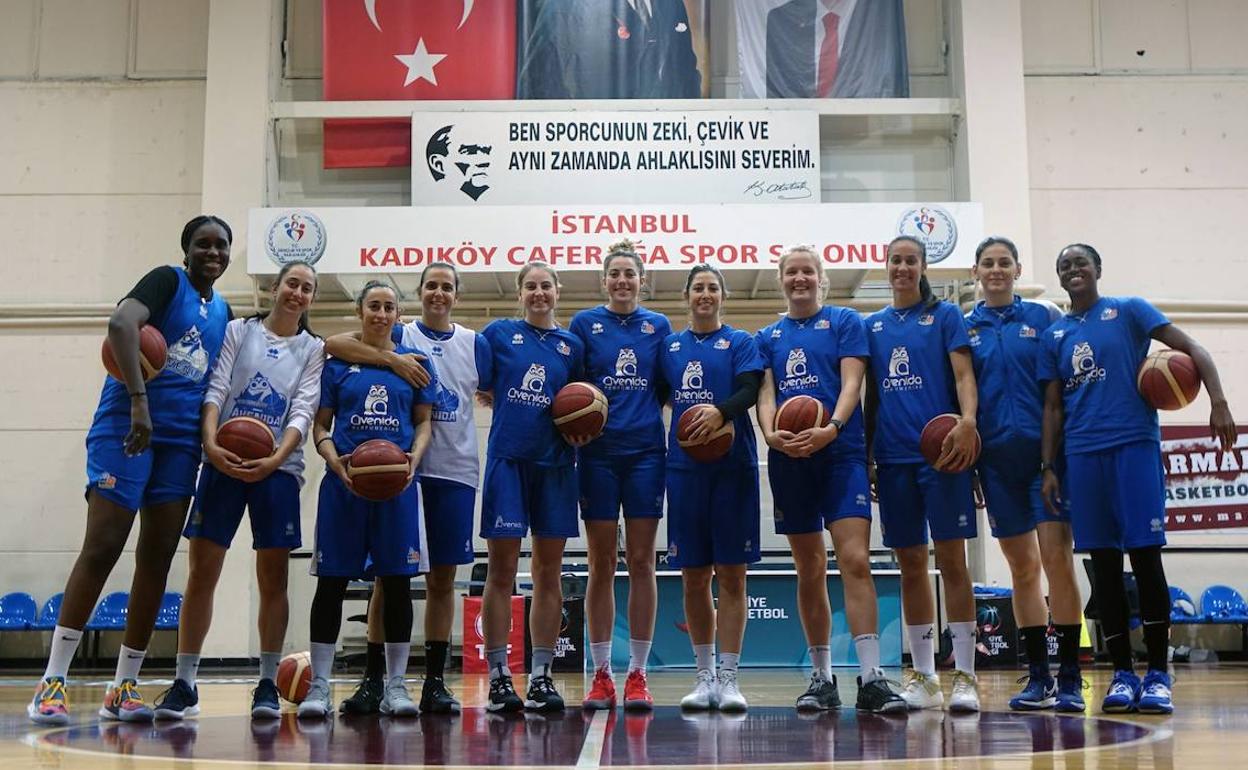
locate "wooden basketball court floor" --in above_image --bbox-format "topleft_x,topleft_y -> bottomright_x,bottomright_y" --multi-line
1,666 -> 1243,769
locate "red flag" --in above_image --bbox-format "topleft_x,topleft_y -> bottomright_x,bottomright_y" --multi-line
322,0 -> 516,169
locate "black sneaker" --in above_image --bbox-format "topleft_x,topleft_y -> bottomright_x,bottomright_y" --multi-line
856,675 -> 908,714
796,673 -> 841,711
153,678 -> 200,721
250,678 -> 281,720
420,676 -> 462,715
487,674 -> 524,713
524,674 -> 566,712
339,675 -> 384,715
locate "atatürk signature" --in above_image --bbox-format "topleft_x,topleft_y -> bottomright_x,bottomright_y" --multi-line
744,179 -> 813,200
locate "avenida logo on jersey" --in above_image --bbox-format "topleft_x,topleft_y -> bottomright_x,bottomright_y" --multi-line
352,384 -> 400,430
265,211 -> 326,267
674,360 -> 714,403
508,363 -> 551,407
882,346 -> 923,390
780,347 -> 819,392
603,347 -> 648,391
1065,342 -> 1106,390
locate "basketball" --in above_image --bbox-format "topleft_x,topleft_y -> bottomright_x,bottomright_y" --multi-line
275,651 -> 312,704
676,404 -> 735,463
1137,349 -> 1202,410
346,438 -> 411,501
101,324 -> 167,383
216,416 -> 275,460
774,395 -> 831,434
552,382 -> 609,439
919,413 -> 981,472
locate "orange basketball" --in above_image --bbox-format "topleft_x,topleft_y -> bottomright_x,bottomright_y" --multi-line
346,438 -> 410,501
216,416 -> 276,461
1137,349 -> 1202,410
552,382 -> 609,439
676,404 -> 735,463
275,651 -> 312,704
101,324 -> 167,382
774,395 -> 831,434
919,413 -> 981,472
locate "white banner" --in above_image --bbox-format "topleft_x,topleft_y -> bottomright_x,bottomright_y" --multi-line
249,202 -> 982,274
409,110 -> 822,205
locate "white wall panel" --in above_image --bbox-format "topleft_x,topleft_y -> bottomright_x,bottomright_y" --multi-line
1021,0 -> 1096,73
1099,0 -> 1190,72
1187,0 -> 1248,71
36,0 -> 130,79
0,332 -> 106,431
904,0 -> 946,75
283,0 -> 321,79
132,0 -> 210,78
0,0 -> 38,78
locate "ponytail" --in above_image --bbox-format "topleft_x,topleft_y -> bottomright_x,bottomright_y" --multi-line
918,275 -> 939,310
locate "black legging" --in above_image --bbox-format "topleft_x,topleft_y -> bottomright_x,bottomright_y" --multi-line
1090,546 -> 1170,671
309,575 -> 412,645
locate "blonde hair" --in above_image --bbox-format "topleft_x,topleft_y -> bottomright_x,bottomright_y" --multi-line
777,245 -> 827,299
516,260 -> 561,290
603,239 -> 645,276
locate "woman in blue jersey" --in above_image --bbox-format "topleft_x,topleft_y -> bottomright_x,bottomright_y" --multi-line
660,264 -> 764,713
297,280 -> 436,719
756,246 -> 906,714
327,261 -> 489,716
1039,243 -> 1236,715
29,216 -> 233,727
965,237 -> 1086,712
477,261 -> 585,714
571,240 -> 671,711
864,235 -> 981,713
149,261 -> 323,722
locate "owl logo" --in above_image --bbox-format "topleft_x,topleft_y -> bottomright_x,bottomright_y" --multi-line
785,348 -> 808,378
522,363 -> 546,393
681,360 -> 704,390
245,372 -> 274,401
364,384 -> 389,415
615,347 -> 638,376
167,325 -> 209,381
888,346 -> 911,377
1071,342 -> 1096,374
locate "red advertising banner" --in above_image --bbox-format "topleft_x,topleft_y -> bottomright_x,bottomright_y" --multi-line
461,596 -> 526,673
1161,424 -> 1248,533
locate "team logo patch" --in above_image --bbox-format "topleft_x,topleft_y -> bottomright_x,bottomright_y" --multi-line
641,321 -> 655,334
512,333 -> 524,345
97,473 -> 117,490
669,341 -> 681,352
771,327 -> 782,338
1019,324 -> 1037,338
918,314 -> 935,326
407,548 -> 420,565
871,320 -> 884,332
1101,307 -> 1118,321
557,340 -> 571,356
814,319 -> 830,329
348,364 -> 361,374
591,322 -> 604,335
713,338 -> 730,350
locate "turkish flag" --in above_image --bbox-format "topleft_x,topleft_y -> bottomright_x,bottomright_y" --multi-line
322,0 -> 517,169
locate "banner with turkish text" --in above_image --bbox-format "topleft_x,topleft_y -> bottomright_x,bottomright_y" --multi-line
1161,424 -> 1248,544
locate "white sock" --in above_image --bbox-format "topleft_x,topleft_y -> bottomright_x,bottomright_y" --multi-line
809,645 -> 832,678
384,642 -> 410,682
906,624 -> 936,676
259,651 -> 282,683
485,647 -> 510,680
854,634 -> 881,678
309,642 -> 336,681
44,626 -> 83,680
114,645 -> 146,686
718,652 -> 740,674
949,620 -> 977,675
531,647 -> 554,678
175,653 -> 200,686
693,643 -> 715,673
590,641 -> 613,673
628,638 -> 652,673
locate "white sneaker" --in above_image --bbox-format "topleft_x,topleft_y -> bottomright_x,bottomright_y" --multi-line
680,669 -> 718,711
297,677 -> 333,718
380,676 -> 419,717
717,671 -> 748,712
900,669 -> 943,710
948,670 -> 980,713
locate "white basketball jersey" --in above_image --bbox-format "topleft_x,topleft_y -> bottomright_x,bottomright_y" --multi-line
401,321 -> 481,487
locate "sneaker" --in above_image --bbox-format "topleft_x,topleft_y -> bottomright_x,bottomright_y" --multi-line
1008,665 -> 1056,711
420,676 -> 461,714
796,672 -> 841,711
487,674 -> 523,713
582,668 -> 616,710
297,677 -> 333,718
717,671 -> 747,712
900,669 -> 943,710
1101,669 -> 1141,713
339,675 -> 383,715
1054,665 -> 1087,713
250,678 -> 281,720
1136,669 -> 1173,714
154,678 -> 200,720
28,676 -> 70,726
100,679 -> 154,722
380,676 -> 419,716
623,669 -> 654,711
680,669 -> 718,711
949,670 -> 980,712
856,671 -> 907,714
525,674 -> 565,712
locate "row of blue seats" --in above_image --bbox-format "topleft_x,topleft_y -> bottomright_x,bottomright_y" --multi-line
0,591 -> 182,631
1170,585 -> 1248,624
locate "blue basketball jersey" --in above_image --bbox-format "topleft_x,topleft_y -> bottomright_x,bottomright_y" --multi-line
659,325 -> 764,469
756,305 -> 868,460
865,300 -> 971,464
569,305 -> 672,457
480,319 -> 584,467
319,344 -> 438,455
1037,296 -> 1169,454
88,268 -> 230,450
965,297 -> 1061,449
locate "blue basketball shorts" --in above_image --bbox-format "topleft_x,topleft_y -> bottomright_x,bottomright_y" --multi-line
420,476 -> 476,566
578,450 -> 665,521
876,462 -> 976,549
479,457 -> 579,539
769,448 -> 871,535
665,464 -> 761,569
85,433 -> 201,512
1064,440 -> 1167,551
977,438 -> 1070,539
184,464 -> 302,550
312,472 -> 425,577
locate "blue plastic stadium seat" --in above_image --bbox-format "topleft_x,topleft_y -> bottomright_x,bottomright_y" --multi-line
85,592 -> 130,631
1200,585 -> 1248,623
1169,586 -> 1202,624
32,593 -> 64,631
0,592 -> 38,630
154,592 -> 183,630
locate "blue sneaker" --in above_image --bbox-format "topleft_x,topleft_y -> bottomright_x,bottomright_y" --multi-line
1136,669 -> 1173,714
1009,665 -> 1056,710
153,679 -> 199,721
250,678 -> 281,720
1101,669 -> 1141,713
1054,664 -> 1086,712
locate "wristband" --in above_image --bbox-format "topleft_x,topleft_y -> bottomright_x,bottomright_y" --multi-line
1040,461 -> 1055,473
130,392 -> 146,399
828,418 -> 846,431
316,437 -> 334,447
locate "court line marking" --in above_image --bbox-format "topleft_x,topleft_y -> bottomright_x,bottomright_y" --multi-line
575,708 -> 609,769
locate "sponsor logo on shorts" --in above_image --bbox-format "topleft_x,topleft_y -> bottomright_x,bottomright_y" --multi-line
493,515 -> 522,531
97,472 -> 117,490
407,547 -> 420,564
286,522 -> 295,535
855,493 -> 867,507
1151,517 -> 1164,533
958,513 -> 969,528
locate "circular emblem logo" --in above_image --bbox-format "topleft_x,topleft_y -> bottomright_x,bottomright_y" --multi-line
265,211 -> 326,267
897,205 -> 958,264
